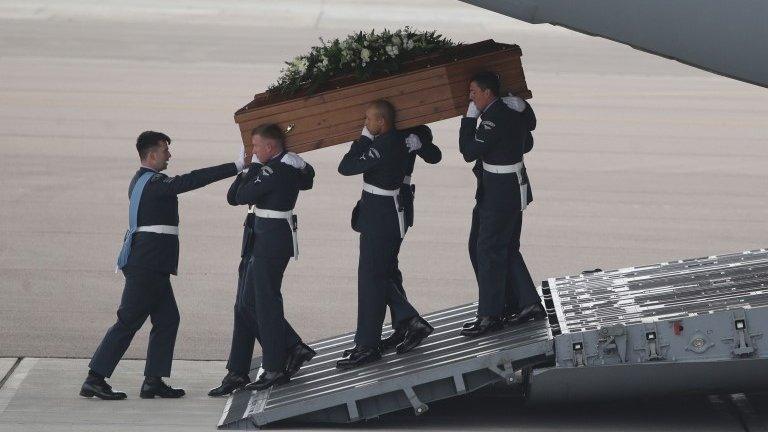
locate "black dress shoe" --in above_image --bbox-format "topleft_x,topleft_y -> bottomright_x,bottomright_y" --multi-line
336,346 -> 382,370
509,303 -> 546,325
208,372 -> 250,397
343,342 -> 383,358
79,376 -> 127,400
500,305 -> 520,324
140,377 -> 185,399
341,346 -> 357,358
243,370 -> 288,392
459,316 -> 504,338
461,316 -> 480,329
284,342 -> 316,378
395,316 -> 434,354
380,327 -> 407,351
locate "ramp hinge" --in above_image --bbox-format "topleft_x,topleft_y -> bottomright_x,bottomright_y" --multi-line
634,323 -> 668,361
560,334 -> 591,367
599,324 -> 628,363
403,387 -> 428,416
723,311 -> 762,358
645,331 -> 662,360
489,359 -> 516,383
572,341 -> 585,367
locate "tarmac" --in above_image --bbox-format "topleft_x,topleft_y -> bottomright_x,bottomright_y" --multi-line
1,0 -> 767,430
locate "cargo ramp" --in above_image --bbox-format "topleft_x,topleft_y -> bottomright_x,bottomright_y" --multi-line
219,249 -> 768,429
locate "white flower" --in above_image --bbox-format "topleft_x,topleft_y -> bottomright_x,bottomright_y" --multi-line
385,45 -> 399,57
290,57 -> 308,74
404,39 -> 415,50
392,36 -> 401,46
361,48 -> 371,62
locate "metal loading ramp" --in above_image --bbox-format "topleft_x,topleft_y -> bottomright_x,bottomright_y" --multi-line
219,248 -> 768,428
218,303 -> 554,429
530,249 -> 768,403
543,248 -> 768,335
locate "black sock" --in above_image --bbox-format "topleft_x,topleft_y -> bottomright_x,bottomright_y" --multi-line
88,369 -> 104,379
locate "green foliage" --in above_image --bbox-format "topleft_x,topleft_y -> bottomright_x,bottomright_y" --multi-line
268,27 -> 456,96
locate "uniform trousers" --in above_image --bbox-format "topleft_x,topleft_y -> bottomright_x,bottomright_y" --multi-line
355,233 -> 416,348
470,206 -> 539,317
89,265 -> 180,378
227,255 -> 300,373
386,240 -> 420,329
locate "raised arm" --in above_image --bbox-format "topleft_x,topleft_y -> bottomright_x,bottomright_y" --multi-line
459,116 -> 501,163
226,172 -> 245,206
407,125 -> 442,164
522,101 -> 536,131
296,162 -> 315,191
279,152 -> 315,191
234,164 -> 281,205
148,163 -> 238,196
522,102 -> 536,154
338,136 -> 386,176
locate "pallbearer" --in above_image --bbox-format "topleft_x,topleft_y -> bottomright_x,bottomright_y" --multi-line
381,125 -> 441,352
209,129 -> 316,396
82,131 -> 244,400
336,100 -> 433,370
215,124 -> 315,392
458,72 -> 544,338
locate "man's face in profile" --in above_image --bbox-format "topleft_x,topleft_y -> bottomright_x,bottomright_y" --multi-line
469,81 -> 493,112
364,106 -> 384,136
251,134 -> 276,164
148,140 -> 171,171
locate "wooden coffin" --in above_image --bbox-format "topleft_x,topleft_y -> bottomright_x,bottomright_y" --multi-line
234,40 -> 532,153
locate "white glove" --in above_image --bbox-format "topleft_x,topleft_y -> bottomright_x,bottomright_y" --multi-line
405,134 -> 422,153
466,101 -> 480,118
502,95 -> 526,113
234,146 -> 246,172
280,152 -> 307,169
362,126 -> 374,140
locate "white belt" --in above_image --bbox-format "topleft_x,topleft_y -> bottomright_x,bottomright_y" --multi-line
481,161 -> 529,211
362,183 -> 399,197
249,206 -> 299,260
362,182 -> 405,238
482,161 -> 523,175
403,175 -> 412,185
136,225 -> 179,235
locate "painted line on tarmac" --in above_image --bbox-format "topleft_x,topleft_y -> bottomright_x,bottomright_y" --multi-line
0,358 -> 38,416
0,358 -> 21,390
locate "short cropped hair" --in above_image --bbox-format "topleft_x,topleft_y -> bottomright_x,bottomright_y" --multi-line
369,99 -> 396,126
136,131 -> 171,160
470,71 -> 501,96
251,123 -> 286,149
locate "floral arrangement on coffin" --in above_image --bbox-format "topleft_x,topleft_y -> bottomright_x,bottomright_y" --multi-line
268,27 -> 457,96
